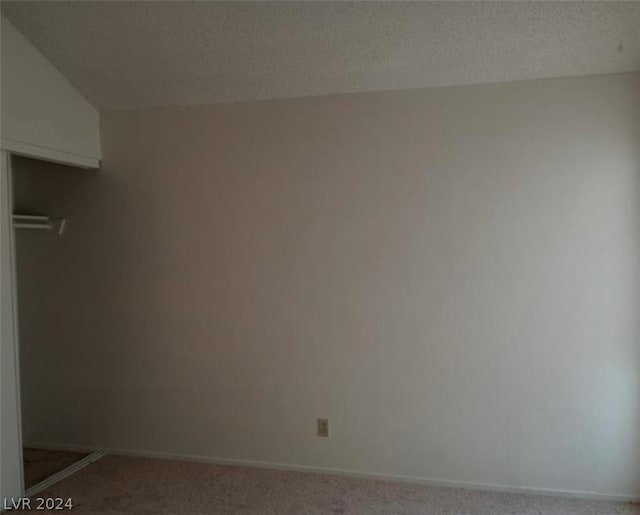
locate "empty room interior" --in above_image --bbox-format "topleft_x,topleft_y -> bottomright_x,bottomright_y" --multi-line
1,1 -> 639,514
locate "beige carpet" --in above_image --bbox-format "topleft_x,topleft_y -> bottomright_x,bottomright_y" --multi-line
30,455 -> 640,514
23,448 -> 89,489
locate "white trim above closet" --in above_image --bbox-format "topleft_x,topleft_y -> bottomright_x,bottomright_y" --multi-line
1,138 -> 100,170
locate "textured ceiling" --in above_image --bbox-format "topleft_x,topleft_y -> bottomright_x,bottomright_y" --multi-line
2,1 -> 639,110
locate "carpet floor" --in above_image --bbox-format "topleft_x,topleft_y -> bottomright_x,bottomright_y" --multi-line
23,448 -> 88,489
30,455 -> 639,514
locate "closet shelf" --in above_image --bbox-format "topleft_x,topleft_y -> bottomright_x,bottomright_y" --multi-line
12,214 -> 67,235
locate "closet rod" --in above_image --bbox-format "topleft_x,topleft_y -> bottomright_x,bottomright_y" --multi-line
12,214 -> 67,235
13,222 -> 53,230
12,214 -> 49,221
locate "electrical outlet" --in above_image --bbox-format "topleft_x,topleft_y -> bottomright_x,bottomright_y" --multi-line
317,418 -> 329,437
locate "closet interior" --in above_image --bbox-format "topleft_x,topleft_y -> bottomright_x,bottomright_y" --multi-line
11,156 -> 103,494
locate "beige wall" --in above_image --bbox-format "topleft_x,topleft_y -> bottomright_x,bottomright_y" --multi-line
14,73 -> 640,498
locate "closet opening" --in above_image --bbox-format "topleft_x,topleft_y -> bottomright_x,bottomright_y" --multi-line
10,155 -> 104,496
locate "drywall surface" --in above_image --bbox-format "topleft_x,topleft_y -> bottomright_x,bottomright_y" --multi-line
14,73 -> 640,498
0,16 -> 100,167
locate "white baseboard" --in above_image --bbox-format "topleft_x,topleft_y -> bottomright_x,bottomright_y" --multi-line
28,441 -> 639,503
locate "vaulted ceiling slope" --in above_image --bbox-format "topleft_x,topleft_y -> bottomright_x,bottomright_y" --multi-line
2,1 -> 639,110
